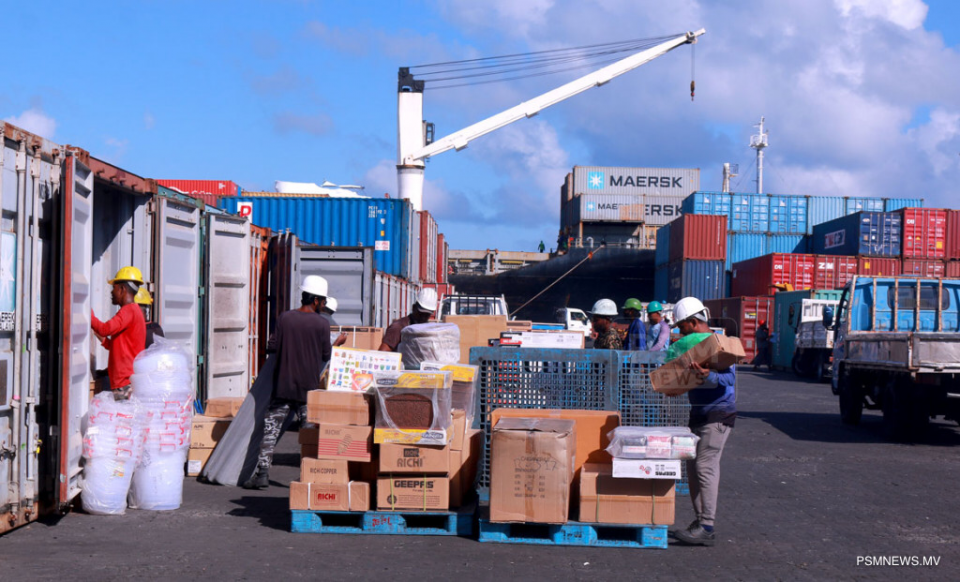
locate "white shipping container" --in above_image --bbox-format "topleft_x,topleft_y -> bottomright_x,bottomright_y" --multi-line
577,194 -> 685,225
572,166 -> 699,196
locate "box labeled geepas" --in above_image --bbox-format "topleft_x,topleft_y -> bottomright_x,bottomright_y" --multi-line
650,334 -> 745,396
579,463 -> 675,525
489,417 -> 576,524
376,476 -> 450,511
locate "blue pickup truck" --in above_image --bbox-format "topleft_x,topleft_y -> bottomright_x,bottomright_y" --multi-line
825,276 -> 960,440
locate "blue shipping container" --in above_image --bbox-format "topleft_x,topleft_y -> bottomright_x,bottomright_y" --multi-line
811,211 -> 901,257
654,265 -> 669,302
768,195 -> 808,234
729,193 -> 770,232
768,234 -> 807,254
681,191 -> 733,217
883,198 -> 924,212
845,197 -> 884,214
219,196 -> 414,278
807,196 -> 845,234
667,260 -> 725,303
726,233 -> 767,271
655,222 -> 671,267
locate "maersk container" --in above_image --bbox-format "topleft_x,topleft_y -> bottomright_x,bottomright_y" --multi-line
667,260 -> 725,303
576,193 -> 684,225
729,193 -> 770,232
655,222 -> 671,267
813,255 -> 858,289
901,259 -> 945,278
681,191 -> 732,217
857,256 -> 901,277
899,207 -> 946,259
726,232 -> 767,271
654,265 -> 669,302
572,166 -> 699,197
884,197 -> 924,212
219,196 -> 414,279
704,296 -> 774,362
768,195 -> 808,234
810,212 -> 901,257
731,253 -> 816,297
668,214 -> 727,262
845,197 -> 884,214
807,196 -> 845,234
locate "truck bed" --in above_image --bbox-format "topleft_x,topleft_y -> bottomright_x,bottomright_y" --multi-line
845,332 -> 960,372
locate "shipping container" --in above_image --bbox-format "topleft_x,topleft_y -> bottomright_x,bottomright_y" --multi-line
218,196 -> 414,279
884,197 -> 923,212
768,195 -> 808,234
899,207 -> 946,259
704,296 -> 774,362
807,196 -> 845,234
731,253 -> 816,296
655,222 -> 671,267
418,210 -> 438,284
667,260 -> 725,303
856,256 -> 901,277
726,232 -> 767,271
844,197 -> 884,214
767,234 -> 807,254
157,179 -> 239,208
374,271 -> 419,329
436,233 -> 448,285
249,224 -> 271,378
572,166 -> 699,197
810,211 -> 901,257
772,289 -> 843,370
681,191 -> 732,217
729,193 -> 770,232
948,210 -> 960,260
575,193 -> 684,225
813,255 -> 858,289
668,214 -> 727,262
947,261 -> 960,278
409,210 -> 421,284
654,265 -> 669,302
900,259 -> 945,278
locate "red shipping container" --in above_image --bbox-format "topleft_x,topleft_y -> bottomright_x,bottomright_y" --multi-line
436,233 -> 449,285
731,253 -> 815,297
704,296 -> 773,362
668,214 -> 727,262
857,256 -> 901,277
947,210 -> 960,260
901,259 -> 945,278
947,261 -> 960,278
814,255 -> 858,289
157,179 -> 239,207
899,207 -> 946,259
418,211 -> 439,284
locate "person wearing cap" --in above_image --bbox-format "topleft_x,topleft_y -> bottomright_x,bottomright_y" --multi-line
645,301 -> 670,352
621,298 -> 647,351
668,297 -> 736,547
753,321 -> 772,371
589,299 -> 622,350
133,287 -> 165,349
91,267 -> 147,400
379,288 -> 437,352
244,275 -> 332,489
321,297 -> 348,347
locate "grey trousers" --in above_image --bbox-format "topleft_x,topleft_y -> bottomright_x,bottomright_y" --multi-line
256,400 -> 309,471
686,422 -> 732,527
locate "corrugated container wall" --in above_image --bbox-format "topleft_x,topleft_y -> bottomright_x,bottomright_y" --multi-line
669,214 -> 727,262
576,194 -> 684,225
681,191 -> 732,216
374,271 -> 419,328
813,255 -> 858,289
157,179 -> 239,207
899,208 -> 946,259
572,166 -> 700,196
418,211 -> 438,284
947,261 -> 960,278
947,210 -> 960,260
409,210 -> 421,284
857,256 -> 901,277
667,260 -> 726,303
768,195 -> 808,234
655,222 -> 671,267
729,193 -> 770,232
726,233 -> 767,271
436,233 -> 448,285
654,265 -> 669,302
884,198 -> 923,212
772,289 -> 815,370
811,212 -> 901,257
900,259 -> 945,278
767,234 -> 807,254
704,296 -> 774,362
807,196 -> 845,234
845,197 -> 884,214
218,196 -> 414,279
731,253 -> 816,296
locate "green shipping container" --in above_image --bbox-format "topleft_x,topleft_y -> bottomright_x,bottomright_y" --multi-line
772,289 -> 843,370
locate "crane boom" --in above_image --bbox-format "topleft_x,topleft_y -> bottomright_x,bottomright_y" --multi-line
397,29 -> 704,210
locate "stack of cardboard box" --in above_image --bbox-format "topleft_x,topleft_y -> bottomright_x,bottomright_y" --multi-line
187,397 -> 243,476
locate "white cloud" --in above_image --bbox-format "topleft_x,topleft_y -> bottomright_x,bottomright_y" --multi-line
836,0 -> 928,30
4,107 -> 56,139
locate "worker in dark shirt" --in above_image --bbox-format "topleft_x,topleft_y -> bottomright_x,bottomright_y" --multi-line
590,299 -> 622,350
244,275 -> 332,490
134,287 -> 165,349
378,288 -> 438,352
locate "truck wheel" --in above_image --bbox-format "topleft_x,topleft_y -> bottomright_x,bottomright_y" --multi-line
882,379 -> 929,441
792,352 -> 804,377
838,372 -> 863,425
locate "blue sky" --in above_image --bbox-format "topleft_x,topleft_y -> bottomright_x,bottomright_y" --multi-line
4,0 -> 960,252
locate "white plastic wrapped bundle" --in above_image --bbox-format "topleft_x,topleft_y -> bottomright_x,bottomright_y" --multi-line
398,323 -> 460,370
605,426 -> 701,460
128,450 -> 189,510
81,392 -> 146,515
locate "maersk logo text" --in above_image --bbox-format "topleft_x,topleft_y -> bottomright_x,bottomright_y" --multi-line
610,175 -> 683,188
587,172 -> 604,189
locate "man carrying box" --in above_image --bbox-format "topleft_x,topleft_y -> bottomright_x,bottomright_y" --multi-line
669,296 -> 736,547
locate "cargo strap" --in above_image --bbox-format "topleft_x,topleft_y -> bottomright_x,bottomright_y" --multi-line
387,475 -> 428,511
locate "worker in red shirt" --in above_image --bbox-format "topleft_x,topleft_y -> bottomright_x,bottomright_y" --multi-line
91,267 -> 147,400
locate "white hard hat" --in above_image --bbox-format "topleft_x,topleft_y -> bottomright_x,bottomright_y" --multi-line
588,299 -> 618,317
673,297 -> 709,327
326,297 -> 338,313
414,288 -> 438,313
300,275 -> 328,298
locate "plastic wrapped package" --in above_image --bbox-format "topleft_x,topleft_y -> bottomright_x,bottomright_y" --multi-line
81,392 -> 146,515
128,450 -> 189,510
398,323 -> 460,370
605,426 -> 700,460
419,361 -> 478,422
373,370 -> 453,445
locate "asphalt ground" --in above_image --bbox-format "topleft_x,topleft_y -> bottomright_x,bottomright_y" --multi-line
2,369 -> 959,581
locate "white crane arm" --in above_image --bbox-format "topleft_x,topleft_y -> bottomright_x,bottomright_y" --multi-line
405,29 -> 704,164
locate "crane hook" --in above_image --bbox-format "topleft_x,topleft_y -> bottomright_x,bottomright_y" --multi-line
690,80 -> 696,102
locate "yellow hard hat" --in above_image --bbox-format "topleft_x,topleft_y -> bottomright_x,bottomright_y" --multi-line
134,287 -> 153,305
108,266 -> 144,285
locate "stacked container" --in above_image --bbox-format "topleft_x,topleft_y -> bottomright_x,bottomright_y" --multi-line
731,253 -> 816,297
811,212 -> 901,257
857,257 -> 902,277
157,179 -> 240,208
813,256 -> 858,289
418,211 -> 439,284
665,215 -> 727,303
898,208 -> 946,259
768,195 -> 808,234
667,260 -> 726,303
704,296 -> 774,362
900,259 -> 945,278
436,233 -> 449,285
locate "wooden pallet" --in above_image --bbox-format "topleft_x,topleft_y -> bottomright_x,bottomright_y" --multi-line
477,518 -> 668,549
291,506 -> 474,536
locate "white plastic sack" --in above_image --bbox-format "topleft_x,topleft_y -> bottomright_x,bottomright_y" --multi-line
398,323 -> 460,370
81,392 -> 146,515
128,450 -> 188,511
82,457 -> 138,515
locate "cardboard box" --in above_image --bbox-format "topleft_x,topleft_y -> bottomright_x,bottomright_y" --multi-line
650,334 -> 745,396
489,417 -> 576,524
449,429 -> 482,508
331,326 -> 384,351
317,424 -> 373,462
579,463 -> 675,525
449,410 -> 467,452
611,458 -> 683,480
301,457 -> 350,484
499,330 -> 585,349
190,415 -> 231,449
290,480 -> 371,512
204,397 -> 245,418
186,448 -> 213,477
349,457 -> 380,483
379,443 -> 450,474
444,315 -> 511,363
376,476 -> 450,511
307,390 -> 372,426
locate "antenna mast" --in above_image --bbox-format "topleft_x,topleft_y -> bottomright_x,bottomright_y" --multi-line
749,116 -> 768,194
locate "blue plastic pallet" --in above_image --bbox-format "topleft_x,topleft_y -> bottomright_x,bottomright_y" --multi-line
478,519 -> 668,549
291,507 -> 474,536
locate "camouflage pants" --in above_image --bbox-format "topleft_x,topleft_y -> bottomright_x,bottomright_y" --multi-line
257,400 -> 309,471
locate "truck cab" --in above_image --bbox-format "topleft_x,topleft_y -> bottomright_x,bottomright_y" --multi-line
792,298 -> 839,382
555,307 -> 592,337
826,276 -> 960,439
438,294 -> 510,318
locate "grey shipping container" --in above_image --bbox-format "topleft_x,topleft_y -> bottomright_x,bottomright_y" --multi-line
667,260 -> 726,303
572,166 -> 699,197
576,193 -> 685,225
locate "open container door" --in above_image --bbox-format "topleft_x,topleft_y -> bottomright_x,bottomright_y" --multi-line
57,152 -> 93,510
155,197 -> 201,389
204,214 -> 251,399
298,246 -> 375,326
266,232 -> 299,341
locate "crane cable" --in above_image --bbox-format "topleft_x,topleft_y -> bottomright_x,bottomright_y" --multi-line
509,246 -> 604,318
